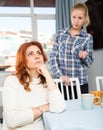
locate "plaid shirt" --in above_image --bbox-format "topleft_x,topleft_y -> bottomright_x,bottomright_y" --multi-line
49,26 -> 94,85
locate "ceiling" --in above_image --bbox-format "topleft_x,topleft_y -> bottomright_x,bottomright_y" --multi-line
0,0 -> 55,7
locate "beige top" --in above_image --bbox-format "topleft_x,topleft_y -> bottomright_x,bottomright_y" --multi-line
2,75 -> 66,130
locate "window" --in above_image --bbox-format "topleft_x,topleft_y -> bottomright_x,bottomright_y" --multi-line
0,0 -> 55,69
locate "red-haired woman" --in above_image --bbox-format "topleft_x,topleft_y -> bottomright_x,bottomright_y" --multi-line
2,41 -> 66,130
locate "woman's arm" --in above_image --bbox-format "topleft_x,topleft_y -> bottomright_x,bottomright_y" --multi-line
37,64 -> 66,112
32,103 -> 49,120
2,76 -> 36,128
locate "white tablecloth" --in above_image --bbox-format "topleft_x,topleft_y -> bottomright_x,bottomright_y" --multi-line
43,99 -> 103,130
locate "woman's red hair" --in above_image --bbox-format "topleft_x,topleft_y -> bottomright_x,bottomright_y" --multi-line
13,41 -> 48,91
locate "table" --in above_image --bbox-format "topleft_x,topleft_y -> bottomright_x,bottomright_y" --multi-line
43,99 -> 103,130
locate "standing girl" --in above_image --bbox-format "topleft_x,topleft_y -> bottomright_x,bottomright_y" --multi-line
49,3 -> 94,99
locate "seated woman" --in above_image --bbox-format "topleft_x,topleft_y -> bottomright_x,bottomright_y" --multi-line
2,41 -> 66,130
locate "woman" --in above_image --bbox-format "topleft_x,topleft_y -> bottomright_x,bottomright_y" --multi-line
49,3 -> 94,99
2,41 -> 66,130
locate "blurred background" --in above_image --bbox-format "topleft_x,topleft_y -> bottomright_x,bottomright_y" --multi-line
0,0 -> 103,91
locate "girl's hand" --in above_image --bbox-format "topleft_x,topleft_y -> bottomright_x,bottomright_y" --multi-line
60,75 -> 70,86
79,51 -> 88,59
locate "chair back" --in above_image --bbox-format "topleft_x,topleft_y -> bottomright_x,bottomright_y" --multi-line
96,76 -> 103,91
54,78 -> 81,100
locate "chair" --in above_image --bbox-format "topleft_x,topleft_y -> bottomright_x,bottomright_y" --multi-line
96,76 -> 103,91
54,78 -> 81,100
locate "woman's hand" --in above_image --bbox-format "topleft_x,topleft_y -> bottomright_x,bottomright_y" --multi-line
37,64 -> 58,91
32,103 -> 49,120
37,103 -> 49,113
79,51 -> 88,59
37,64 -> 50,77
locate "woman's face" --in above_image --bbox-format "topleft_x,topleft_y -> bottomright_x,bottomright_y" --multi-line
25,45 -> 44,70
71,9 -> 86,30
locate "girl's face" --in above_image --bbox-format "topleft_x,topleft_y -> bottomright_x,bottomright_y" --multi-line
25,45 -> 44,70
71,9 -> 86,30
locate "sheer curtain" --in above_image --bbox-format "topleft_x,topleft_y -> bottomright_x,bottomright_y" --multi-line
56,0 -> 74,32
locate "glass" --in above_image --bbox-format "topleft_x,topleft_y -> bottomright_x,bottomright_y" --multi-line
37,19 -> 55,52
0,7 -> 30,14
0,17 -> 32,57
34,7 -> 55,14
0,6 -> 55,69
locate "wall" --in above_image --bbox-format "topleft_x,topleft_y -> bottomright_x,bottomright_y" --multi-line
74,0 -> 87,4
87,49 -> 103,91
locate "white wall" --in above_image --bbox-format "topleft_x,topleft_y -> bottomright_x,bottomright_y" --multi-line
87,49 -> 103,91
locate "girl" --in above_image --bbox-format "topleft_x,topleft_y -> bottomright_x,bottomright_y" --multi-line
49,3 -> 94,99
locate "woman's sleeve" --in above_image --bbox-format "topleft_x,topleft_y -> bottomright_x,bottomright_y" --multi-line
48,89 -> 66,113
2,76 -> 34,128
49,33 -> 62,78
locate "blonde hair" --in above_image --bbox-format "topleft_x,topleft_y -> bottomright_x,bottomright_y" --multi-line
71,3 -> 90,27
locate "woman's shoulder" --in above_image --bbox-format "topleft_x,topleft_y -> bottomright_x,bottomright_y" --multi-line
57,26 -> 70,34
2,75 -> 20,91
5,75 -> 18,81
81,28 -> 93,39
4,75 -> 19,87
85,33 -> 93,41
